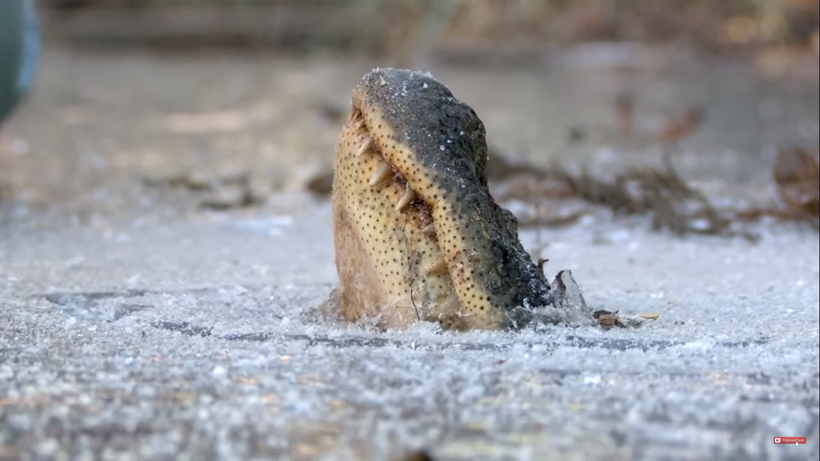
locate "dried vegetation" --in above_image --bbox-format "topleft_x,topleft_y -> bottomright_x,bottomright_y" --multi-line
488,145 -> 819,239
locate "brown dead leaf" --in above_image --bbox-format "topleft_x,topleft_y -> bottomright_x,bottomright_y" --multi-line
593,310 -> 624,329
773,146 -> 820,220
593,309 -> 660,329
658,107 -> 703,143
615,92 -> 634,137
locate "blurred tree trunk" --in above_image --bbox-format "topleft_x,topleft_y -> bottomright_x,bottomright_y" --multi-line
0,1 -> 24,121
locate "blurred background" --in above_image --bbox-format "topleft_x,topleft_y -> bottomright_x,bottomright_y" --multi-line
1,0 -> 818,231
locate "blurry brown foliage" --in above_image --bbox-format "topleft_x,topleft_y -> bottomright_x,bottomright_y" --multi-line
490,154 -> 737,238
42,0 -> 820,67
772,146 -> 820,223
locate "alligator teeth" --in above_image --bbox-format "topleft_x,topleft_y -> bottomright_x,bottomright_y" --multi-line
357,136 -> 373,157
421,223 -> 435,235
348,108 -> 361,123
354,119 -> 365,130
369,161 -> 392,186
425,257 -> 447,275
395,187 -> 416,211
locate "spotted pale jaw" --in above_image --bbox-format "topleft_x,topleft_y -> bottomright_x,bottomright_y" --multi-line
328,68 -> 595,331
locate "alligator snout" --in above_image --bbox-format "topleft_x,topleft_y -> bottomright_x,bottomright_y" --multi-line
328,68 -> 591,330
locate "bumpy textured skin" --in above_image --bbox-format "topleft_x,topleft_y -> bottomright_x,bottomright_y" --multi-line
331,68 -> 554,330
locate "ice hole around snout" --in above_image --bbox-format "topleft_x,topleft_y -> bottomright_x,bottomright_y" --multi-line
24,202 -> 815,348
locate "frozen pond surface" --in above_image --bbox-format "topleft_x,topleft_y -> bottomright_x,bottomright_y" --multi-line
1,46 -> 819,460
1,205 -> 818,460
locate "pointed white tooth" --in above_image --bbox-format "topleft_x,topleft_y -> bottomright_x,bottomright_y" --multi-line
357,136 -> 373,157
354,119 -> 365,130
368,161 -> 392,186
425,257 -> 447,275
421,223 -> 435,235
395,187 -> 416,211
348,108 -> 361,123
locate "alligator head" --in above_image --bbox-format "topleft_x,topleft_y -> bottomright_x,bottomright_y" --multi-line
327,68 -> 593,331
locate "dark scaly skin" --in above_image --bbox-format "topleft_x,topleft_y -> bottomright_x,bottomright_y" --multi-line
330,68 -> 555,330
